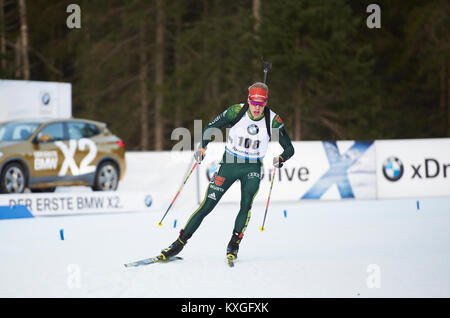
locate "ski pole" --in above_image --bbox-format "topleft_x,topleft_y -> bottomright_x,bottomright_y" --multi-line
260,167 -> 277,232
157,161 -> 198,226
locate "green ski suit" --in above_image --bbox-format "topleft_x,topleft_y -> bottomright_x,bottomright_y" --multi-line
182,103 -> 294,236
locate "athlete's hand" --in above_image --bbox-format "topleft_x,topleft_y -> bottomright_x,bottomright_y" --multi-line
273,155 -> 285,168
194,147 -> 206,163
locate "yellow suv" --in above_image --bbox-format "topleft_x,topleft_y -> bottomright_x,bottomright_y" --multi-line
0,118 -> 126,193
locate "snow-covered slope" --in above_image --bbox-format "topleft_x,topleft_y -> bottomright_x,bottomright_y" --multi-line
1,197 -> 449,297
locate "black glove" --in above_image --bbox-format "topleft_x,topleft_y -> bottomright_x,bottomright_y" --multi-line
273,155 -> 285,168
194,147 -> 206,163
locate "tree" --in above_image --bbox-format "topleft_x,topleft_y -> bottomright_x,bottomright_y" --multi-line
404,0 -> 450,136
3,0 -> 446,147
259,0 -> 379,140
362,0 -> 450,138
139,19 -> 149,150
164,1 -> 258,149
0,0 -> 6,70
154,0 -> 165,150
17,0 -> 29,79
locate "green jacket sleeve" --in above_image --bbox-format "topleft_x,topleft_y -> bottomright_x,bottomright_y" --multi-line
272,114 -> 295,161
201,104 -> 242,149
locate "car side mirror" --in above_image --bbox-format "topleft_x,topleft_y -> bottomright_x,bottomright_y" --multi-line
36,134 -> 53,143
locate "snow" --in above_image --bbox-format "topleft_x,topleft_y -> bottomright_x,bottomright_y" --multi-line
1,197 -> 450,298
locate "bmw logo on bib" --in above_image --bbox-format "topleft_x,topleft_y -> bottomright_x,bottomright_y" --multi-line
247,124 -> 259,135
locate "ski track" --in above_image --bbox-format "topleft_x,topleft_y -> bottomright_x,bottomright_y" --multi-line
1,197 -> 450,297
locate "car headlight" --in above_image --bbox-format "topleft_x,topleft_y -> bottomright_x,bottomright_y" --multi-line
0,152 -> 3,157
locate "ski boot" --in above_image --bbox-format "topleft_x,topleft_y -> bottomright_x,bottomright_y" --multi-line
160,229 -> 192,260
226,231 -> 243,261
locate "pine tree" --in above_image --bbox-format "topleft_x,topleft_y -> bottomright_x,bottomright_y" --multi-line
259,0 -> 379,140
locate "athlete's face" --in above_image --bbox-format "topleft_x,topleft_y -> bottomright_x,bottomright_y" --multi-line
249,98 -> 267,118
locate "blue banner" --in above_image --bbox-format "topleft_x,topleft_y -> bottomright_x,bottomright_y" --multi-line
0,205 -> 34,220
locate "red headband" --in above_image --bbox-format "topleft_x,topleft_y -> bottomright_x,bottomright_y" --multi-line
248,87 -> 268,101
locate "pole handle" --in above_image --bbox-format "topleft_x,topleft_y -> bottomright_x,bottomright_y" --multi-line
261,58 -> 272,84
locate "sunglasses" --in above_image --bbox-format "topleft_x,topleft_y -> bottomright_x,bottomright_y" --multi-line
249,99 -> 266,106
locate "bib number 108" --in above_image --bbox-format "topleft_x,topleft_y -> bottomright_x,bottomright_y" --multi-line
237,137 -> 260,149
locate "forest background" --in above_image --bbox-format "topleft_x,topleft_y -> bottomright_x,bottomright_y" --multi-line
1,0 -> 449,150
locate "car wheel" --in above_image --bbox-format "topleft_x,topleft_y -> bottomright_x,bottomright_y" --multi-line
92,161 -> 119,191
0,162 -> 27,194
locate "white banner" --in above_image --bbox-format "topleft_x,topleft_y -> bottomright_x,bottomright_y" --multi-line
198,141 -> 376,202
3,138 -> 448,219
118,151 -> 199,209
376,138 -> 450,198
0,190 -> 159,217
0,80 -> 71,122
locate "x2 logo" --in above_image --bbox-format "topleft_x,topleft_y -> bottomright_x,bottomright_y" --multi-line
302,141 -> 374,199
55,138 -> 98,176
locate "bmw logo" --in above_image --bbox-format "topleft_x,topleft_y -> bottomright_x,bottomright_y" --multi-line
144,195 -> 153,207
247,124 -> 259,135
382,156 -> 404,182
42,93 -> 50,105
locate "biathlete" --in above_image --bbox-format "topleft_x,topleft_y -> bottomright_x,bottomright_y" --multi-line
159,82 -> 294,262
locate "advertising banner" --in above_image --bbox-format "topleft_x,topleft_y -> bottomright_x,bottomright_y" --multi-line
376,138 -> 450,198
3,137 -> 448,219
119,151 -> 199,209
0,80 -> 72,122
197,141 -> 376,202
0,190 -> 159,217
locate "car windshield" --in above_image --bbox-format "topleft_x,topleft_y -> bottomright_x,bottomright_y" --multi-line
0,122 -> 41,142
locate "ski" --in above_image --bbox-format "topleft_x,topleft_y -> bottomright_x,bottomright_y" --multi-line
124,256 -> 182,268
